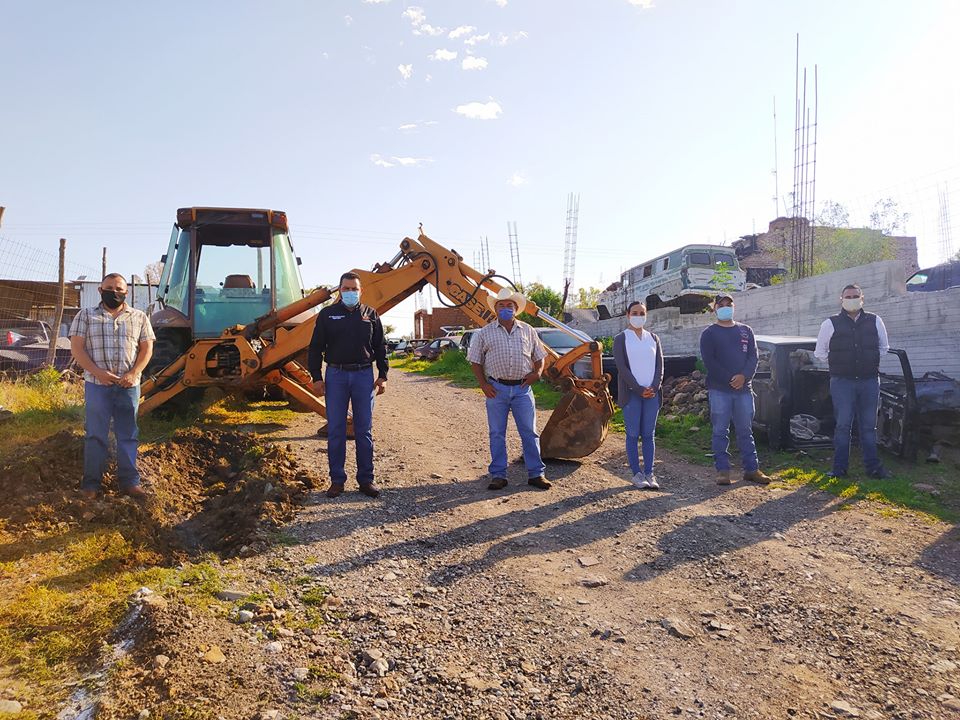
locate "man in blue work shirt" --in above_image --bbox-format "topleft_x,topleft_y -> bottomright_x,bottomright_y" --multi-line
699,293 -> 772,486
308,272 -> 388,499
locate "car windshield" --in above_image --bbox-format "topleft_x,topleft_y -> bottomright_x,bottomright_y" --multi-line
538,330 -> 582,350
907,272 -> 928,285
687,251 -> 712,266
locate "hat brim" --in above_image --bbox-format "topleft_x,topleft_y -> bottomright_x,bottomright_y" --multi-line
487,291 -> 527,316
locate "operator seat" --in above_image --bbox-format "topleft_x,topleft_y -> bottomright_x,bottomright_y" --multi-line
223,275 -> 255,289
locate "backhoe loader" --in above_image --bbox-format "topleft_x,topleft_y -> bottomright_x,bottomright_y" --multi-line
141,223 -> 614,459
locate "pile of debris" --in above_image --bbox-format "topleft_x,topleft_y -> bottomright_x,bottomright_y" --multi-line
661,370 -> 709,420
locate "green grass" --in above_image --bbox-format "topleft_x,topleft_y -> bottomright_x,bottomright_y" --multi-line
0,369 -> 84,454
644,411 -> 960,523
391,351 -> 563,410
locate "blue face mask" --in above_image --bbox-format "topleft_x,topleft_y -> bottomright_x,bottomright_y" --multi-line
341,290 -> 360,307
716,306 -> 734,322
497,307 -> 515,322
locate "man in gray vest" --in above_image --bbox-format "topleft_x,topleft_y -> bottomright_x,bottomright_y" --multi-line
814,283 -> 892,479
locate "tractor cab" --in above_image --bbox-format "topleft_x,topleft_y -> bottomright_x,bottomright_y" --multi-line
155,207 -> 306,338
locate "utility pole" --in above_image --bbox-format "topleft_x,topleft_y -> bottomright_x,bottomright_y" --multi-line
47,238 -> 66,367
102,247 -> 107,280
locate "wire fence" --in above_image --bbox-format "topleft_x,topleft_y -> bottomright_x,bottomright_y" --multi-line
0,235 -> 99,330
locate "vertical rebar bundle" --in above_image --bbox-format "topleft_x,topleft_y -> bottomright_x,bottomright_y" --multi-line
562,192 -> 580,306
790,35 -> 818,279
939,183 -> 954,261
507,221 -> 523,288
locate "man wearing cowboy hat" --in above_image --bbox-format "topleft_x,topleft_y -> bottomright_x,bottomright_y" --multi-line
467,288 -> 551,490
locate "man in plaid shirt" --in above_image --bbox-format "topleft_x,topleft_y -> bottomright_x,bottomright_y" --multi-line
468,288 -> 551,491
69,273 -> 155,500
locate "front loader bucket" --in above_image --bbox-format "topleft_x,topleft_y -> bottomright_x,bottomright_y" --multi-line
540,379 -> 615,459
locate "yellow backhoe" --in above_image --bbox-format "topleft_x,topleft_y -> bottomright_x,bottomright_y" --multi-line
141,222 -> 614,459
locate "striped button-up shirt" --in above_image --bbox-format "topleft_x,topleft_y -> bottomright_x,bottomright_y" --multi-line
69,305 -> 156,385
467,319 -> 546,381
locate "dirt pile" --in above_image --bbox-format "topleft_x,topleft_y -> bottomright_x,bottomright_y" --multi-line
0,428 -> 319,557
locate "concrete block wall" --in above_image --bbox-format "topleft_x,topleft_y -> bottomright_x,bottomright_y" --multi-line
568,260 -> 960,378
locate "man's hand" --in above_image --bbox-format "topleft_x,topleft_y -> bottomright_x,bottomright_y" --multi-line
118,371 -> 139,388
480,381 -> 498,399
375,378 -> 387,396
641,386 -> 656,399
96,369 -> 120,385
729,374 -> 746,390
521,370 -> 541,388
311,380 -> 326,397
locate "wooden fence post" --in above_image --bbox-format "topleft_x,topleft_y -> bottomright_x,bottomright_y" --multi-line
47,238 -> 66,368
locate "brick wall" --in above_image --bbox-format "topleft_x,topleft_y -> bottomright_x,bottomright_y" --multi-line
414,307 -> 477,339
570,260 -> 960,378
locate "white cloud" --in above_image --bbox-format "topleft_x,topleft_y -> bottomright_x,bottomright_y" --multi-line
495,30 -> 528,45
430,48 -> 458,61
425,73 -> 433,83
362,0 -> 390,3
398,64 -> 413,80
464,32 -> 490,46
344,14 -> 354,25
403,6 -> 445,36
461,56 -> 488,71
370,153 -> 432,168
453,100 -> 503,120
627,0 -> 655,7
401,6 -> 426,24
491,0 -> 508,6
448,25 -> 475,39
398,123 -> 418,131
424,120 -> 439,126
508,172 -> 528,187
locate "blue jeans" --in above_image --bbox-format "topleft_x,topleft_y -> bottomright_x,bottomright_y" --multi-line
485,380 -> 546,479
325,366 -> 376,486
82,382 -> 142,491
622,393 -> 660,475
830,376 -> 882,475
708,389 -> 759,472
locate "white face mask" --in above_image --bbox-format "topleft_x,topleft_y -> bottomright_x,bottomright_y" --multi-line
842,297 -> 863,312
629,315 -> 646,329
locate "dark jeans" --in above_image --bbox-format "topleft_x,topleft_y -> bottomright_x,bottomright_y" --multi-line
325,366 -> 375,486
830,376 -> 883,475
82,382 -> 141,491
708,389 -> 759,473
621,393 -> 660,475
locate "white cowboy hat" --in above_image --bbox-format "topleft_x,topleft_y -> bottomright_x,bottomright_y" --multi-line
486,287 -> 527,314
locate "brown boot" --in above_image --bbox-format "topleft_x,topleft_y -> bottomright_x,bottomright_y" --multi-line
716,470 -> 732,486
487,477 -> 508,491
743,469 -> 772,485
527,475 -> 552,490
325,484 -> 345,498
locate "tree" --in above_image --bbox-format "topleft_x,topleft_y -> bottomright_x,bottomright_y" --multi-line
383,323 -> 396,336
815,200 -> 850,228
868,198 -> 910,236
575,287 -> 602,309
518,283 -> 563,327
812,226 -> 895,274
709,262 -> 737,293
144,261 -> 163,285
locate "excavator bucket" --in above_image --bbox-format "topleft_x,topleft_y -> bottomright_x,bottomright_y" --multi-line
540,379 -> 615,459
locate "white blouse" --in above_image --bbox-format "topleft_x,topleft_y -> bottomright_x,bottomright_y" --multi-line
625,329 -> 657,388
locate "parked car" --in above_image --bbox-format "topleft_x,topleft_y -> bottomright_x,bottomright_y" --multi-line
458,328 -> 480,355
0,318 -> 74,373
385,337 -> 402,352
413,336 -> 460,361
393,338 -> 429,356
906,261 -> 960,292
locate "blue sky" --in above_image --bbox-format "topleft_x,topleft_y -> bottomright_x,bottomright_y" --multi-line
2,0 -> 959,334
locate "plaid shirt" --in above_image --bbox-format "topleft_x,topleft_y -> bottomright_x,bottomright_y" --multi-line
467,319 -> 546,380
69,305 -> 156,385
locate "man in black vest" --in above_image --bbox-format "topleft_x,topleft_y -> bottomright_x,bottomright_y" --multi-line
814,283 -> 892,479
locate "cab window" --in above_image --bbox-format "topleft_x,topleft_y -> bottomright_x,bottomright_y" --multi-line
687,251 -> 711,266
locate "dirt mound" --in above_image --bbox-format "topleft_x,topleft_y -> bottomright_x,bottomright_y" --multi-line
0,428 -> 318,558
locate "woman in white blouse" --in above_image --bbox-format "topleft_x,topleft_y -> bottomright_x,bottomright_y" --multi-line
611,301 -> 664,489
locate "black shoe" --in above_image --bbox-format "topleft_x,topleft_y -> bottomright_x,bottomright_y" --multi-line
868,468 -> 893,480
487,477 -> 508,490
359,483 -> 381,498
527,475 -> 552,490
325,484 -> 345,498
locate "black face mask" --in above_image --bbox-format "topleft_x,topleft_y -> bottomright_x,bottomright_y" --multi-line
100,290 -> 126,309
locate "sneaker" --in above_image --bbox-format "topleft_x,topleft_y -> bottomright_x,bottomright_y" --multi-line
487,477 -> 508,491
527,475 -> 552,490
630,471 -> 646,489
868,468 -> 893,480
325,484 -> 345,498
716,470 -> 732,486
359,483 -> 381,498
743,470 -> 772,485
645,474 -> 660,490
